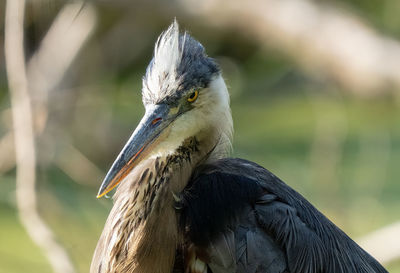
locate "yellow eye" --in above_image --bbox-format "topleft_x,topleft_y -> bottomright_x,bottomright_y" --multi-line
187,90 -> 198,102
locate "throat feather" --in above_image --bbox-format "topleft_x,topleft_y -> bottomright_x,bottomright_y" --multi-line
101,137 -> 200,273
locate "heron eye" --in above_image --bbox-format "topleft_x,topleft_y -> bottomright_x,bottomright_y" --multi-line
187,90 -> 198,103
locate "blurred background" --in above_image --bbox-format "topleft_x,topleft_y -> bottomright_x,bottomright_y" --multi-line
1,0 -> 400,272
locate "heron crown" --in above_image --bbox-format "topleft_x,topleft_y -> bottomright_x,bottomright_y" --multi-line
142,20 -> 220,105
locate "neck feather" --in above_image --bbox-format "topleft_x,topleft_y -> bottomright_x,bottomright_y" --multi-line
92,137 -> 212,273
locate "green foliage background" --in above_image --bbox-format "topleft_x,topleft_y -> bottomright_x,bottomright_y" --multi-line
0,0 -> 399,272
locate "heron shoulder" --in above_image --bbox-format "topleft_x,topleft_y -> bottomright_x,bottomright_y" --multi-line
180,158 -> 388,273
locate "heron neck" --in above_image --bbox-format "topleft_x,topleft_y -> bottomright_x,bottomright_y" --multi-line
97,137 -> 212,273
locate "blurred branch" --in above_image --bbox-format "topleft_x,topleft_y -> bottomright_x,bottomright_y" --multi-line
181,0 -> 400,94
28,2 -> 97,134
5,0 -> 77,273
1,2 -> 98,181
358,221 -> 400,265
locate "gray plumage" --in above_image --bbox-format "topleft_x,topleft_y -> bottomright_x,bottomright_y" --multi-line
179,158 -> 387,273
91,21 -> 387,273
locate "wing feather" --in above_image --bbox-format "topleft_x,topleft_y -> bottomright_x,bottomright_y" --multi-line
181,158 -> 387,273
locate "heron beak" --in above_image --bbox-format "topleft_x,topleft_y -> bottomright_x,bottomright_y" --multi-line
97,104 -> 174,198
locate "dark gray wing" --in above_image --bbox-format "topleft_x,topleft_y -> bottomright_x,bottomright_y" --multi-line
180,158 -> 387,273
203,201 -> 288,273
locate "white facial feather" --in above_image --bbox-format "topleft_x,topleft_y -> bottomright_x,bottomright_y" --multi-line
148,74 -> 233,160
143,20 -> 184,104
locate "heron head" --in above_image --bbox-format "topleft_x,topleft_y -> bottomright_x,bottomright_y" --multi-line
97,21 -> 232,198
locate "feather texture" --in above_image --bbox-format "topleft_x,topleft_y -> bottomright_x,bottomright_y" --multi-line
92,22 -> 387,273
180,158 -> 388,273
142,21 -> 219,105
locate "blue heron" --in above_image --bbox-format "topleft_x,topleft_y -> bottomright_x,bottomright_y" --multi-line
91,21 -> 387,273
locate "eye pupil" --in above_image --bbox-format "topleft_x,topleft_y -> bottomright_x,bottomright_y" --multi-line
187,90 -> 198,102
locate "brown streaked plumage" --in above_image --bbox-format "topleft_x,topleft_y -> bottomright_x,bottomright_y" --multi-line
91,21 -> 387,273
91,136 -> 217,273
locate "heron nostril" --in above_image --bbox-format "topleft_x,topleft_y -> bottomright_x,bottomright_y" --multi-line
152,118 -> 162,125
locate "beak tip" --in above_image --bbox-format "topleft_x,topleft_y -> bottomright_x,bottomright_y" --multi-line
96,181 -> 117,199
96,187 -> 108,199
